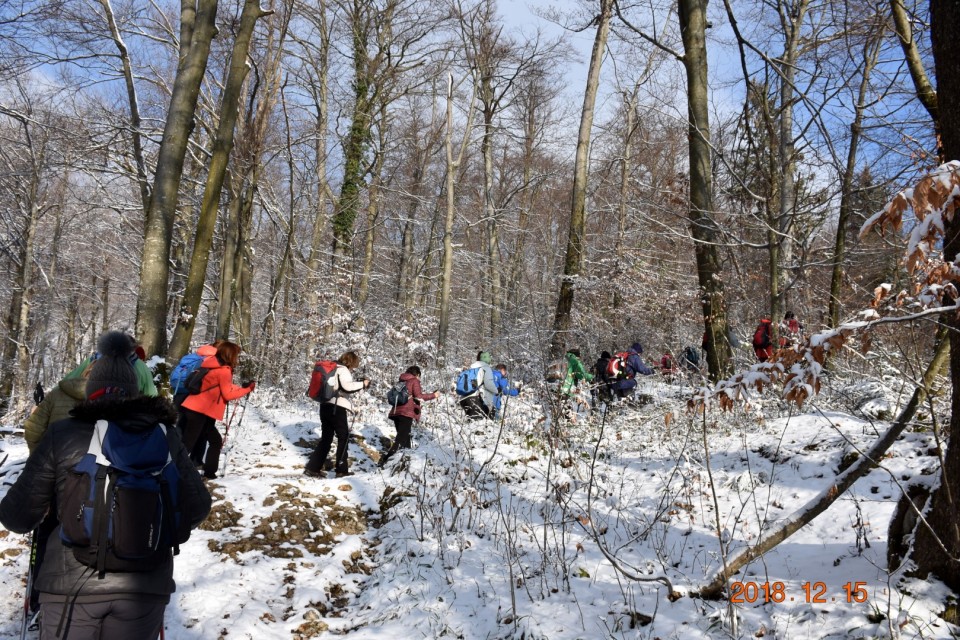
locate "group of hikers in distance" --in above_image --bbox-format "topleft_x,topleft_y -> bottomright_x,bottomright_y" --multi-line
0,310 -> 807,638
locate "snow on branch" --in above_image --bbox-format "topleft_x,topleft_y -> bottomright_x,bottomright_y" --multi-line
696,161 -> 960,412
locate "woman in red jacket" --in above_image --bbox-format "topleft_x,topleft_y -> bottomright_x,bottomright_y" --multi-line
180,341 -> 254,479
379,366 -> 440,468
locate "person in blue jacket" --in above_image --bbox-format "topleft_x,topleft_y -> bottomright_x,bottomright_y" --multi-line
612,342 -> 654,398
491,364 -> 520,419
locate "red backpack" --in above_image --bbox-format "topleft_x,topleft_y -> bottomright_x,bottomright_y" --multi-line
306,360 -> 339,402
605,352 -> 631,379
752,320 -> 772,349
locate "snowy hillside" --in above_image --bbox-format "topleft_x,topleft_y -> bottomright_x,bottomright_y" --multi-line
1,379 -> 957,639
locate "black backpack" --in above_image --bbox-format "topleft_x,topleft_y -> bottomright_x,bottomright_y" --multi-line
386,380 -> 410,407
184,367 -> 210,395
59,420 -> 189,578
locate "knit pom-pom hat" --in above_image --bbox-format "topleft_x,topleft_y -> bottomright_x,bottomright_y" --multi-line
86,331 -> 140,400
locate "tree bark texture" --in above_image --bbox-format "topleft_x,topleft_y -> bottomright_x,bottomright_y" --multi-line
135,0 -> 219,357
167,0 -> 267,361
828,30 -> 880,328
549,0 -> 612,358
679,0 -> 732,380
910,0 -> 960,592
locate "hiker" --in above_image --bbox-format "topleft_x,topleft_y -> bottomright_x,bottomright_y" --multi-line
304,351 -> 370,478
561,349 -> 593,397
24,371 -> 90,453
610,342 -> 653,399
171,342 -> 222,466
63,339 -> 158,397
658,351 -> 677,378
682,345 -> 701,373
380,366 -> 440,467
752,318 -> 774,362
491,364 -> 520,419
179,341 -> 255,480
457,351 -> 498,420
593,351 -> 614,404
0,331 -> 211,640
779,311 -> 803,347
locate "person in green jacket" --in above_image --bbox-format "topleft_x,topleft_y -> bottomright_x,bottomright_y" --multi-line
561,348 -> 593,396
62,336 -> 158,397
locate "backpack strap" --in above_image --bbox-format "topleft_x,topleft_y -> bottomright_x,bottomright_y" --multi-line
92,465 -> 110,579
162,423 -> 182,556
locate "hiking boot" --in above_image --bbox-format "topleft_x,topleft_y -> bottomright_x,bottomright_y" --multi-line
304,468 -> 324,478
335,470 -> 352,478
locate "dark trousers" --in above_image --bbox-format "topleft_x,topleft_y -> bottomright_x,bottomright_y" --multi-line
306,403 -> 350,474
39,597 -> 165,640
459,395 -> 490,420
181,409 -> 222,478
380,416 -> 413,466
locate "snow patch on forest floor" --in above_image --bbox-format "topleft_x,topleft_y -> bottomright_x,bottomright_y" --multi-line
0,381 -> 957,639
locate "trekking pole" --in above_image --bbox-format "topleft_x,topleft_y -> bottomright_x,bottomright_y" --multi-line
221,394 -> 249,477
20,529 -> 37,640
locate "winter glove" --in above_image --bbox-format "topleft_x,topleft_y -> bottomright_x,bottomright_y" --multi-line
243,380 -> 256,391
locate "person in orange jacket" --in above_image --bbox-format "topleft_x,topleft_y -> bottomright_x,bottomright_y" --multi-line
180,341 -> 254,479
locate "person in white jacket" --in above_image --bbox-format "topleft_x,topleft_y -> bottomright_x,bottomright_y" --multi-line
304,351 -> 370,477
459,351 -> 499,419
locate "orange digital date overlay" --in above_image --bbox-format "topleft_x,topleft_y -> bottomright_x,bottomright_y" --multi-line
728,581 -> 870,604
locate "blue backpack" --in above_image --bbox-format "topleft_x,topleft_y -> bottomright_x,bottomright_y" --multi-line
456,368 -> 483,396
170,353 -> 204,395
59,420 -> 188,578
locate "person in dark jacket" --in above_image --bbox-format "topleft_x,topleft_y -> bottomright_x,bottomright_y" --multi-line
0,334 -> 211,640
304,351 -> 370,478
612,342 -> 653,399
593,351 -> 613,404
380,366 -> 440,467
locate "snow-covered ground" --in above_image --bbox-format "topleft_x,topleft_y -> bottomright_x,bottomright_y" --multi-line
1,378 -> 957,639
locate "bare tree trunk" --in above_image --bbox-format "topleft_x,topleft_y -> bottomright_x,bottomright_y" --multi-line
680,0 -> 732,380
828,28 -> 881,328
358,112 -> 388,306
99,0 -> 150,215
890,0 -> 938,125
302,0 -> 334,317
331,0 -> 374,264
0,107 -> 45,414
549,0 -> 612,358
216,178 -> 253,339
909,0 -> 960,591
438,75 -> 476,350
438,75 -> 458,350
135,0 -> 219,356
167,0 -> 268,361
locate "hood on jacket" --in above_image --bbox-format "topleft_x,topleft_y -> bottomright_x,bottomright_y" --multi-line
399,372 -> 418,383
197,344 -> 218,357
70,395 -> 178,432
57,376 -> 89,401
200,355 -> 227,370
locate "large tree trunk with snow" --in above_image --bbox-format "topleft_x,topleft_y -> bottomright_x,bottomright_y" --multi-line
168,0 -> 267,362
135,0 -> 219,356
909,0 -> 960,592
549,0 -> 611,358
679,0 -> 732,380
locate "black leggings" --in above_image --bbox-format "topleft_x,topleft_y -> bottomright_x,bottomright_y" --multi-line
380,416 -> 413,466
181,409 -> 223,478
306,403 -> 350,474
